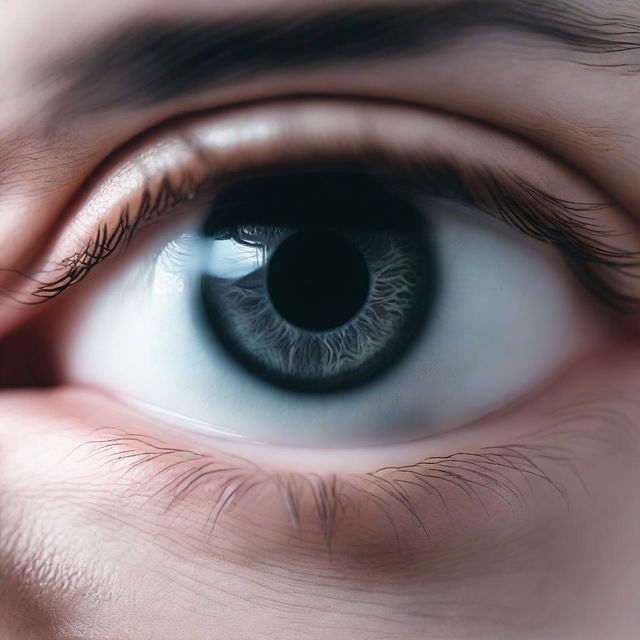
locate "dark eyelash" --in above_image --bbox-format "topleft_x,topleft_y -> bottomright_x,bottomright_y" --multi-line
74,427 -> 578,554
477,172 -> 640,313
24,169 -> 202,302
18,157 -> 640,314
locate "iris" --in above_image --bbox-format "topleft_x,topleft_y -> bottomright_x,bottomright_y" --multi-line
200,173 -> 438,392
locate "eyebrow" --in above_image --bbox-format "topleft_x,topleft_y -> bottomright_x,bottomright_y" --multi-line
44,0 -> 639,121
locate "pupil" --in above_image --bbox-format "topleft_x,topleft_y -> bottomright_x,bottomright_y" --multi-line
267,229 -> 370,332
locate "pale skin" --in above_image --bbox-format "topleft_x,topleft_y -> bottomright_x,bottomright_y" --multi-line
2,1 -> 640,639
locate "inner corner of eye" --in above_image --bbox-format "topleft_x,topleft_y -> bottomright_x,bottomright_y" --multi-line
43,168 -> 596,449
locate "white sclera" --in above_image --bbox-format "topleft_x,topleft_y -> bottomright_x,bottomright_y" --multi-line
61,198 -> 593,446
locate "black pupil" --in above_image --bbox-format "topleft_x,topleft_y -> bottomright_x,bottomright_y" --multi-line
267,229 -> 370,331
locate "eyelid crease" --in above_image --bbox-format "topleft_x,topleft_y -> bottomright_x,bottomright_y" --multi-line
9,98 -> 640,314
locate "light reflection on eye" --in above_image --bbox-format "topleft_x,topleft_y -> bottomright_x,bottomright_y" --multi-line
31,99 -> 634,450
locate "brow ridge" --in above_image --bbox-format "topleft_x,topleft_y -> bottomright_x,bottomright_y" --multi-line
46,0 -> 640,119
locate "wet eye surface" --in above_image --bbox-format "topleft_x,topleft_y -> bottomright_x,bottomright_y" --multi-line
10,99 -> 635,454
42,101 -> 606,449
201,173 -> 435,393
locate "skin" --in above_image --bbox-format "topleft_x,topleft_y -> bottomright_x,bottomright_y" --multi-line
1,1 -> 640,638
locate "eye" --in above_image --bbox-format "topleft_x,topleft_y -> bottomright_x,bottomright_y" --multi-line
19,100 -> 637,450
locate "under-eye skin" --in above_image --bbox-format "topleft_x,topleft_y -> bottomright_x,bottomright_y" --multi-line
3,98 -> 640,550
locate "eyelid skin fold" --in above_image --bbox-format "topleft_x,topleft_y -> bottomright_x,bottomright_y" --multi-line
13,98 -> 640,314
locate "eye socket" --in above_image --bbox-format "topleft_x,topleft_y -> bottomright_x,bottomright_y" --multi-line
16,99 -> 637,448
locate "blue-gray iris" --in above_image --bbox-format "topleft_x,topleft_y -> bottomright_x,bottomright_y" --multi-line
199,173 -> 437,393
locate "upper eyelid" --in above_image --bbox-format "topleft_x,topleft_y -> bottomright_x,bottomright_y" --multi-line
10,97 -> 639,308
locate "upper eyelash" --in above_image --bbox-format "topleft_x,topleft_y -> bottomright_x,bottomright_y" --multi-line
26,169 -> 202,301
477,172 -> 640,313
19,155 -> 640,314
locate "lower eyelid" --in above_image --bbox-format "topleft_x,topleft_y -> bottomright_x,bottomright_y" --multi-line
0,336 -> 635,575
1,344 -> 628,567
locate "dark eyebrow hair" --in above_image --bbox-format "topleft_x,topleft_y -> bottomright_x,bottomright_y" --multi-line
41,0 -> 640,120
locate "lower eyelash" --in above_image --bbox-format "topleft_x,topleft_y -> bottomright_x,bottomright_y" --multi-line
76,428 -> 576,555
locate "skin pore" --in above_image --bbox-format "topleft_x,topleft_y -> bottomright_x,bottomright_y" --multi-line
2,1 -> 640,639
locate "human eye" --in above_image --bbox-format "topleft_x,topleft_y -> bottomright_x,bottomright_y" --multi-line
22,98 -> 621,455
2,90 -> 637,531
